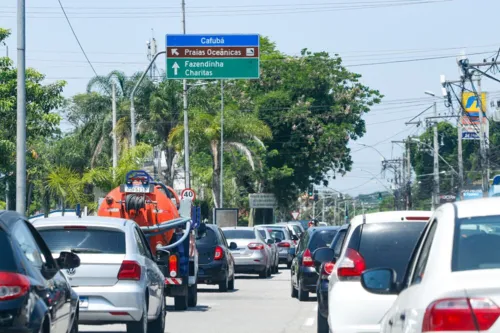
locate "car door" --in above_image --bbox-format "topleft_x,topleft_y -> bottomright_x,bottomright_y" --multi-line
12,219 -> 70,333
384,219 -> 438,333
292,231 -> 309,286
134,226 -> 163,317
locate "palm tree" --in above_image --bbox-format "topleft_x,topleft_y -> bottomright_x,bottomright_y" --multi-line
169,108 -> 271,208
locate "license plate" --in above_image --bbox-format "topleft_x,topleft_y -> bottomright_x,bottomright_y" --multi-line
79,297 -> 89,308
124,185 -> 149,193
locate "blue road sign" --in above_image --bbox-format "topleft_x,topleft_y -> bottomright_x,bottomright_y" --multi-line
166,34 -> 259,47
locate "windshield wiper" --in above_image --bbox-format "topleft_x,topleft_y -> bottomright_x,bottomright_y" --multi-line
71,248 -> 103,253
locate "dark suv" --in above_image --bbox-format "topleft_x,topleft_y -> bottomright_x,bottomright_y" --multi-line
291,226 -> 339,301
196,224 -> 236,292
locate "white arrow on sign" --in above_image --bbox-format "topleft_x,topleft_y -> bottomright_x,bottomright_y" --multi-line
291,211 -> 300,220
171,48 -> 179,56
172,62 -> 180,75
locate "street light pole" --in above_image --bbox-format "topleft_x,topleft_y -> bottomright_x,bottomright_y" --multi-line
432,101 -> 440,209
220,80 -> 224,208
16,0 -> 26,214
181,0 -> 190,189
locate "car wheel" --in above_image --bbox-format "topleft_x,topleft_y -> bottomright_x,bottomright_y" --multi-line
148,298 -> 165,333
174,294 -> 188,311
127,300 -> 147,333
228,275 -> 235,291
287,261 -> 292,269
188,283 -> 197,307
290,277 -> 298,298
69,307 -> 79,333
317,309 -> 329,333
219,274 -> 229,292
259,268 -> 267,279
298,279 -> 309,302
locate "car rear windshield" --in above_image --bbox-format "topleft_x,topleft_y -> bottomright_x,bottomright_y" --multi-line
223,229 -> 255,239
196,228 -> 218,246
309,230 -> 338,252
268,229 -> 286,240
257,229 -> 267,238
453,216 -> 500,271
38,228 -> 126,254
350,222 -> 426,283
0,229 -> 17,272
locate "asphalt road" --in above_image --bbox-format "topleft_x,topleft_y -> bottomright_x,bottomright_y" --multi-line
80,266 -> 319,333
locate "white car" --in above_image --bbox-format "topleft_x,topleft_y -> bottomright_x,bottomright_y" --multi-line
363,198 -> 500,333
33,217 -> 166,333
326,211 -> 431,333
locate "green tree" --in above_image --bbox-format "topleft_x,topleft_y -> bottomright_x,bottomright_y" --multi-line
0,28 -> 66,211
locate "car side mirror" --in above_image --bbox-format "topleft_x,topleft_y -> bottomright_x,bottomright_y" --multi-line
291,235 -> 299,241
274,238 -> 282,244
229,242 -> 238,250
312,248 -> 336,272
361,268 -> 399,295
57,251 -> 80,270
266,239 -> 275,245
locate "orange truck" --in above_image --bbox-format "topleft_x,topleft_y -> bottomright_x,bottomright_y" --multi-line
97,170 -> 204,310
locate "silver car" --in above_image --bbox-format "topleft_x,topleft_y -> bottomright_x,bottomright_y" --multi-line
32,217 -> 166,333
255,227 -> 279,274
260,225 -> 296,269
221,227 -> 271,278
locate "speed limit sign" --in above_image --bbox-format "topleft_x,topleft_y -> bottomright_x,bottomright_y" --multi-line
181,188 -> 196,201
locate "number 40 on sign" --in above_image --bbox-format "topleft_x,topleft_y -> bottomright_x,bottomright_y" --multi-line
181,188 -> 196,201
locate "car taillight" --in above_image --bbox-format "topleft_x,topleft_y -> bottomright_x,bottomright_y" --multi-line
0,272 -> 30,301
423,297 -> 500,332
323,262 -> 335,275
214,246 -> 224,260
117,261 -> 141,280
278,242 -> 290,248
169,255 -> 178,277
248,243 -> 264,250
303,249 -> 313,267
337,248 -> 365,280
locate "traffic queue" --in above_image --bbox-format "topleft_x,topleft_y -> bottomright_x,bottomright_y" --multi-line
291,197 -> 500,333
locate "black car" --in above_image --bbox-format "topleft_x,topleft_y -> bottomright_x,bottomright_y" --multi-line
0,211 -> 81,333
291,226 -> 340,301
196,224 -> 236,292
314,224 -> 349,333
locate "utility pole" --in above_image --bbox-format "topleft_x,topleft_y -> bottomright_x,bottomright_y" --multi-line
2,42 -> 7,58
112,82 -> 117,179
312,199 -> 316,219
406,138 -> 411,209
220,80 -> 224,208
16,0 -> 26,214
322,196 -> 325,222
181,0 -> 190,189
476,79 -> 488,197
432,101 -> 440,210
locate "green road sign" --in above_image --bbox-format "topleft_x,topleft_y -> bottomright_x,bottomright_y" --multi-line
166,58 -> 259,79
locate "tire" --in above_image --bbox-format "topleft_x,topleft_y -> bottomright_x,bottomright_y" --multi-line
228,275 -> 235,291
287,261 -> 292,269
259,269 -> 267,279
219,274 -> 229,292
291,278 -> 298,298
127,300 -> 147,333
266,266 -> 272,278
317,309 -> 329,333
298,279 -> 309,302
148,298 -> 165,333
188,283 -> 197,307
174,294 -> 188,311
69,307 -> 79,333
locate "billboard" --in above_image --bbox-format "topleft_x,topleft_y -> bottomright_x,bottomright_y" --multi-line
249,193 -> 277,209
214,208 -> 238,228
461,115 -> 489,141
462,92 -> 487,117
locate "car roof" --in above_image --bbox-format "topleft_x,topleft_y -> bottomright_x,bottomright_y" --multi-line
349,210 -> 431,227
31,216 -> 131,231
221,226 -> 254,231
0,210 -> 24,232
453,197 -> 500,219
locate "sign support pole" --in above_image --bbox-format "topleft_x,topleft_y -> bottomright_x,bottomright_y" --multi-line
220,80 -> 224,208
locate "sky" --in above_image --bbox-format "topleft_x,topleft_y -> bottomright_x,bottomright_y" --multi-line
1,0 -> 500,196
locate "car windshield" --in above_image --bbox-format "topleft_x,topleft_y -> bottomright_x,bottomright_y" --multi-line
268,229 -> 286,240
453,216 -> 500,271
309,230 -> 338,251
196,228 -> 218,246
223,229 -> 255,239
0,229 -> 16,272
39,228 -> 126,254
355,222 -> 426,283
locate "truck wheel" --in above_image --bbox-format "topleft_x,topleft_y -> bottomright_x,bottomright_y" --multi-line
188,283 -> 198,307
148,298 -> 165,333
174,295 -> 188,311
127,301 -> 147,333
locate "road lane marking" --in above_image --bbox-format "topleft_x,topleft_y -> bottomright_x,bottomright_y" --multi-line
304,317 -> 315,326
